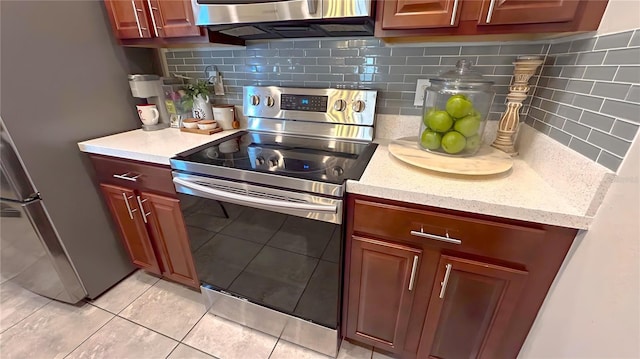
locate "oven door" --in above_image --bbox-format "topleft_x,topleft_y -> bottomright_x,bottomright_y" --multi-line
193,0 -> 323,26
173,172 -> 343,330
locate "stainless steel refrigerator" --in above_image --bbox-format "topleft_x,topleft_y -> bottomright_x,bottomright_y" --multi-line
0,1 -> 156,303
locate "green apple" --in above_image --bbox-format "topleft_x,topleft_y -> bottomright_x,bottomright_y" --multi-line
441,131 -> 467,154
446,96 -> 473,119
454,115 -> 481,137
426,110 -> 454,132
420,129 -> 442,150
422,108 -> 437,126
465,134 -> 481,152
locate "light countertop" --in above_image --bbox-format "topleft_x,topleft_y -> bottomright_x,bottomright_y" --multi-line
78,128 -> 241,165
347,141 -> 589,229
78,120 -> 612,229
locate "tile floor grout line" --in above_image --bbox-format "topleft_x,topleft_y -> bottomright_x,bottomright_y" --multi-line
172,342 -> 223,359
267,337 -> 280,359
62,312 -> 118,359
0,296 -> 51,335
177,309 -> 209,342
164,341 -> 182,359
114,275 -> 161,316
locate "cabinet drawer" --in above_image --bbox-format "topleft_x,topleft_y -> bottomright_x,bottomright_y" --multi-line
352,198 -> 546,266
89,154 -> 176,197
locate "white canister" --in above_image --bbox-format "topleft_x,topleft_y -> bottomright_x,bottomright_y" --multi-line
212,104 -> 235,130
192,94 -> 213,120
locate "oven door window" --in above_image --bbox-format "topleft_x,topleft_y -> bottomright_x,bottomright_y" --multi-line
179,193 -> 341,329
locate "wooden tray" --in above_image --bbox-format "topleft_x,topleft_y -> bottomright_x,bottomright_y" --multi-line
388,137 -> 513,176
180,127 -> 223,135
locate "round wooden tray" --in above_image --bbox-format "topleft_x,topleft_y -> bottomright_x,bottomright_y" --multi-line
388,137 -> 514,176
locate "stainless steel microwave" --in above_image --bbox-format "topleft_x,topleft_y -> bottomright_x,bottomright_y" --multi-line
192,0 -> 374,39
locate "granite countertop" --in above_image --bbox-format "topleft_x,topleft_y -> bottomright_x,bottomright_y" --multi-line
346,118 -> 615,230
78,120 -> 613,230
78,128 -> 241,165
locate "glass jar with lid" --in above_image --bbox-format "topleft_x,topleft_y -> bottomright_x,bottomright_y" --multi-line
419,59 -> 495,156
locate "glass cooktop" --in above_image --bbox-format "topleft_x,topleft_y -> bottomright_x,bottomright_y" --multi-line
173,131 -> 377,185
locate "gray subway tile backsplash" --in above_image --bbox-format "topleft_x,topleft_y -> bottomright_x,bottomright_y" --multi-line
166,28 -> 639,171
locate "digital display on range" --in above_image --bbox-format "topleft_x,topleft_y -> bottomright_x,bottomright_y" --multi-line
281,94 -> 328,112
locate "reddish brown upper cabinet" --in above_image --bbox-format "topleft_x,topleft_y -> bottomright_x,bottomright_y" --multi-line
375,0 -> 608,39
89,154 -> 199,289
343,195 -> 578,359
147,0 -> 200,38
477,0 -> 581,26
105,0 -> 153,39
381,0 -> 461,29
346,236 -> 423,353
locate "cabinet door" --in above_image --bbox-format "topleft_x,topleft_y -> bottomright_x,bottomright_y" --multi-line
99,184 -> 161,275
381,0 -> 462,29
147,0 -> 200,38
478,0 -> 580,26
418,255 -> 528,359
104,0 -> 152,39
140,191 -> 199,288
347,236 -> 422,353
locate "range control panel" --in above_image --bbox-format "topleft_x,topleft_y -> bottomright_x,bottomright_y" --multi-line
243,86 -> 377,126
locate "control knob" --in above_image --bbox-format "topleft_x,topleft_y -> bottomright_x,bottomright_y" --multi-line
333,99 -> 347,112
265,96 -> 275,107
250,95 -> 260,106
352,100 -> 366,113
268,158 -> 279,167
255,157 -> 265,166
330,166 -> 344,177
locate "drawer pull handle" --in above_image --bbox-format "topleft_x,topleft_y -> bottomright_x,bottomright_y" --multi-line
408,255 -> 419,291
450,0 -> 460,26
113,172 -> 141,182
439,263 -> 453,299
410,228 -> 462,245
136,196 -> 151,224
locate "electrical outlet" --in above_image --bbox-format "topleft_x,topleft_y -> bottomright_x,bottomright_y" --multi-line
413,79 -> 431,106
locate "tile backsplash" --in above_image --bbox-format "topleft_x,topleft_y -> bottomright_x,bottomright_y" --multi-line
165,29 -> 639,172
165,39 -> 547,120
526,29 -> 640,171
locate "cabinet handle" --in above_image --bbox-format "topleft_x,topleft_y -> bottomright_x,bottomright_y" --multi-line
439,263 -> 453,299
121,193 -> 138,220
486,0 -> 496,23
408,255 -> 419,291
307,0 -> 318,15
410,228 -> 462,245
450,0 -> 460,26
136,196 -> 151,224
146,0 -> 160,37
130,1 -> 144,38
113,172 -> 141,182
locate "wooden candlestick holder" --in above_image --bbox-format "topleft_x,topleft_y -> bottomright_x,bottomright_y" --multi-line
491,56 -> 544,156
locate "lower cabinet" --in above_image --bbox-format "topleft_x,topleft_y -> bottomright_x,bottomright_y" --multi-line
89,154 -> 199,289
346,236 -> 422,352
343,194 -> 577,359
100,183 -> 199,289
417,255 -> 528,358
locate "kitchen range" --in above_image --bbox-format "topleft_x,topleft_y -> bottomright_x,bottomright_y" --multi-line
170,86 -> 378,357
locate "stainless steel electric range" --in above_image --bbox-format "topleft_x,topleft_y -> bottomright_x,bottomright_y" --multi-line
170,86 -> 377,357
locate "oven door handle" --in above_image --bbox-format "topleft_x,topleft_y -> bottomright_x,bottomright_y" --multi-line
173,177 -> 338,214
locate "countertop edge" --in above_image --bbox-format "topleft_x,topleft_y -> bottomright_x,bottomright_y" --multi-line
77,142 -> 171,166
345,180 -> 592,230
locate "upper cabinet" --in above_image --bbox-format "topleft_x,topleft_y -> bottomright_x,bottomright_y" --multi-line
104,0 -> 244,47
376,0 -> 609,39
105,0 -> 198,40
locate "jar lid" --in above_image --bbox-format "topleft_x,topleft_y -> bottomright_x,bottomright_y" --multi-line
429,60 -> 494,88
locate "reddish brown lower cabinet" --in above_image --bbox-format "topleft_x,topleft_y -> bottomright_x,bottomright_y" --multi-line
343,194 -> 578,359
347,236 -> 423,353
417,255 -> 528,359
90,154 -> 199,289
100,184 -> 161,275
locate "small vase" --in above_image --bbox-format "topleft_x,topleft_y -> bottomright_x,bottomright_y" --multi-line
192,94 -> 213,120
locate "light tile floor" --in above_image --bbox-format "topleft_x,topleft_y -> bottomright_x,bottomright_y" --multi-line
0,271 -> 393,359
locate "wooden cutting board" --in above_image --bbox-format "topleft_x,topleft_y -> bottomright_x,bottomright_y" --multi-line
388,137 -> 514,176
